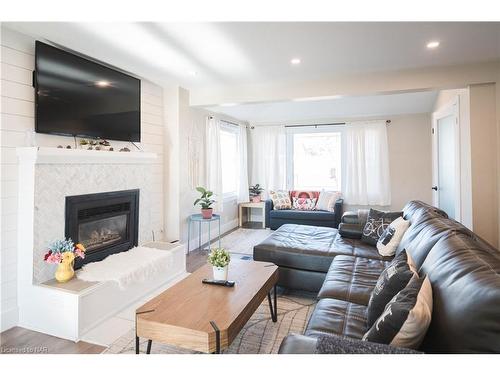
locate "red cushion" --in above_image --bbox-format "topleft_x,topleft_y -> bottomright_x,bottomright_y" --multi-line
290,190 -> 320,200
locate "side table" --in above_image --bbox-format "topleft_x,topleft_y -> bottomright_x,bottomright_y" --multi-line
187,214 -> 221,254
238,202 -> 266,229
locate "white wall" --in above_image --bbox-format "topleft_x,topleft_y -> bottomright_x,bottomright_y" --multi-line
0,27 -> 166,331
177,88 -> 246,251
469,83 -> 498,247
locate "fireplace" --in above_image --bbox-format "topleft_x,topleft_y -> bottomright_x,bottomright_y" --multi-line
65,189 -> 139,269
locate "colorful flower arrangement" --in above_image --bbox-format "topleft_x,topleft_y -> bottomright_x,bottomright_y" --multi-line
43,238 -> 86,264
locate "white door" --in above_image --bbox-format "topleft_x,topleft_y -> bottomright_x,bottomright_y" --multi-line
432,98 -> 460,220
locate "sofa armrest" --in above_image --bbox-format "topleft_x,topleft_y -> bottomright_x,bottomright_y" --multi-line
333,199 -> 343,228
278,334 -> 421,354
265,199 -> 274,228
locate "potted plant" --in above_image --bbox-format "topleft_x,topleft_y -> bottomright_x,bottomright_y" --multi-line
207,248 -> 231,280
249,184 -> 264,203
43,238 -> 86,283
194,186 -> 216,219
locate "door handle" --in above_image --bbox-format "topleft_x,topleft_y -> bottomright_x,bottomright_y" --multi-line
432,186 -> 438,191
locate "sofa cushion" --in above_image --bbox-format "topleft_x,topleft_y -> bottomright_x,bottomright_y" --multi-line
317,255 -> 390,305
364,275 -> 433,349
366,250 -> 417,326
269,190 -> 292,210
361,209 -> 403,245
292,197 -> 318,210
253,224 -> 384,274
304,298 -> 368,339
269,209 -> 336,221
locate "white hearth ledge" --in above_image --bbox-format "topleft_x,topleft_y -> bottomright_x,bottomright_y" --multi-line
17,147 -> 157,164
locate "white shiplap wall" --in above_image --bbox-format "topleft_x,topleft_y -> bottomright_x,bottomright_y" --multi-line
0,26 -> 165,331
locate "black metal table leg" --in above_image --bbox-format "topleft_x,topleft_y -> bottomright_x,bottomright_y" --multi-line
210,320 -> 221,354
267,284 -> 278,322
135,336 -> 139,354
146,340 -> 152,354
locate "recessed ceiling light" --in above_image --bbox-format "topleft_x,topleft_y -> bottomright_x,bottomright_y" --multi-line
290,58 -> 301,65
188,70 -> 198,76
426,41 -> 440,49
95,80 -> 110,87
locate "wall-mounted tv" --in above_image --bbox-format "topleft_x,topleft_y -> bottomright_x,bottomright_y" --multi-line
35,41 -> 141,142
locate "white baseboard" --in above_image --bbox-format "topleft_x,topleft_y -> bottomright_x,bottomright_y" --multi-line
1,306 -> 19,332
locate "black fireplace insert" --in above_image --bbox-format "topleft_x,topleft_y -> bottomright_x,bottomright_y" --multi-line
65,189 -> 139,269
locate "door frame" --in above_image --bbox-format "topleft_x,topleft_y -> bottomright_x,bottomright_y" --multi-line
432,96 -> 461,221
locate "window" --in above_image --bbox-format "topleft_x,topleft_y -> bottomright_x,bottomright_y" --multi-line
287,126 -> 343,191
220,123 -> 239,197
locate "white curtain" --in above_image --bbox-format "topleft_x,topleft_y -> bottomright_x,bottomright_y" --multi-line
206,117 -> 223,212
237,124 -> 250,203
344,120 -> 391,206
250,125 -> 287,197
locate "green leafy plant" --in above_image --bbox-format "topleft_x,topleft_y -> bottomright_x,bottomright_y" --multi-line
207,248 -> 231,268
193,186 -> 216,209
249,184 -> 264,197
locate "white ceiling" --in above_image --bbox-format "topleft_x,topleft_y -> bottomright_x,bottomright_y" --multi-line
5,22 -> 500,90
206,91 -> 438,124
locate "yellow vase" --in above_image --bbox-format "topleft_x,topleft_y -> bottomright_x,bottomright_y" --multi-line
55,252 -> 75,283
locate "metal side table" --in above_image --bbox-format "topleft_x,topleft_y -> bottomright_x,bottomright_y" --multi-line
187,214 -> 221,254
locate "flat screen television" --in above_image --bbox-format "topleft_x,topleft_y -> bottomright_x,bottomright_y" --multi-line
35,41 -> 141,142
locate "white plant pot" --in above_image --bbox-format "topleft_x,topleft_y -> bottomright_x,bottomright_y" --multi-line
213,265 -> 228,280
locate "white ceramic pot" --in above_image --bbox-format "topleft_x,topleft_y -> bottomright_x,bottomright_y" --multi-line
213,265 -> 228,280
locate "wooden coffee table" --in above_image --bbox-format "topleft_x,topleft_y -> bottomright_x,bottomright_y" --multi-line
135,259 -> 279,354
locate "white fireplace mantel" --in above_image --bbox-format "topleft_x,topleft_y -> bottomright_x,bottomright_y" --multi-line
17,147 -> 157,165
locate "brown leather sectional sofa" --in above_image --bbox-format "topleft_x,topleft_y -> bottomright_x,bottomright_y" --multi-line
254,200 -> 500,353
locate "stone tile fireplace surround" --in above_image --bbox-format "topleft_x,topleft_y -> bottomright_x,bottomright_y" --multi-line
15,147 -> 186,341
18,147 -> 156,283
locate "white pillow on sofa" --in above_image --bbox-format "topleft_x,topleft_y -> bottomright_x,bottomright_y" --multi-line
376,216 -> 410,256
316,191 -> 341,212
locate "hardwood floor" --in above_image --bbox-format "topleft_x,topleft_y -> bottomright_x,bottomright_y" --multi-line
0,327 -> 106,354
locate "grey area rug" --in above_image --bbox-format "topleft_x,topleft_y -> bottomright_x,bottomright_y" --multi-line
220,228 -> 273,255
104,289 -> 316,354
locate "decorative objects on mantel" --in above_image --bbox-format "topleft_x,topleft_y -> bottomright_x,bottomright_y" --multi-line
43,238 -> 86,283
193,186 -> 216,219
207,248 -> 231,280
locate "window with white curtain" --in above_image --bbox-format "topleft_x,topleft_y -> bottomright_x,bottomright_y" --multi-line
220,122 -> 240,197
286,126 -> 344,191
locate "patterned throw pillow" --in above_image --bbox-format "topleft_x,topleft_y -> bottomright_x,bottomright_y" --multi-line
366,250 -> 417,327
290,190 -> 320,200
292,197 -> 317,210
361,209 -> 403,246
363,275 -> 433,349
376,217 -> 411,256
269,190 -> 292,210
316,191 -> 342,212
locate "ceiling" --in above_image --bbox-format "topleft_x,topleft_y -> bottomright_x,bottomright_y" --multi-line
206,91 -> 438,124
5,22 -> 500,91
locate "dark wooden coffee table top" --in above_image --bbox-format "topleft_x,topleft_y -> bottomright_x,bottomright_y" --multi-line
136,259 -> 279,353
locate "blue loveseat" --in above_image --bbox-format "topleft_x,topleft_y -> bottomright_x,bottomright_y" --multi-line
265,198 -> 343,230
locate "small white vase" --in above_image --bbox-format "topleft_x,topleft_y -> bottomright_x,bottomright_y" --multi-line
213,265 -> 228,280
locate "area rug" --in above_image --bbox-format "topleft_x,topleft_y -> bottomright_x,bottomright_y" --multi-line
104,289 -> 316,354
220,228 -> 273,255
